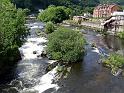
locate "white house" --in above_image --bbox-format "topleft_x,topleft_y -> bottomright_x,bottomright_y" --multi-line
112,11 -> 124,25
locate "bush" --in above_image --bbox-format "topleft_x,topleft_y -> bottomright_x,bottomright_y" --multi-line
47,27 -> 85,63
103,53 -> 124,74
38,6 -> 72,23
117,31 -> 124,39
0,0 -> 28,61
45,22 -> 55,34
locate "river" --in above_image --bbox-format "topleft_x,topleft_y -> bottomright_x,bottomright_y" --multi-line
0,19 -> 124,93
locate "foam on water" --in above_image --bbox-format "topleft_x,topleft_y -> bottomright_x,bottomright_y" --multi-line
19,37 -> 47,60
33,67 -> 59,93
92,47 -> 109,57
19,21 -> 59,93
21,66 -> 59,93
92,47 -> 100,54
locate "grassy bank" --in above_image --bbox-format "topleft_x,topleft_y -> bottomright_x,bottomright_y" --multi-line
103,53 -> 124,75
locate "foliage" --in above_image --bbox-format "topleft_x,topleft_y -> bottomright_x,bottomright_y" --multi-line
83,7 -> 94,14
56,65 -> 71,79
70,5 -> 83,16
38,6 -> 72,23
117,32 -> 124,39
11,0 -> 100,13
79,0 -> 99,7
11,0 -> 36,10
99,0 -> 124,5
45,22 -> 55,34
11,0 -> 124,12
103,53 -> 124,74
57,6 -> 72,19
0,0 -> 28,62
47,27 -> 85,63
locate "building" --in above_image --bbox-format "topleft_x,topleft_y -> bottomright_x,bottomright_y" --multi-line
112,11 -> 124,19
73,16 -> 83,22
83,13 -> 92,18
102,11 -> 124,26
73,16 -> 83,24
73,16 -> 88,24
93,4 -> 122,18
102,11 -> 124,32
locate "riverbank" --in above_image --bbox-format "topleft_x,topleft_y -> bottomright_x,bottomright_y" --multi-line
1,17 -> 124,93
56,26 -> 124,93
61,21 -> 124,76
63,20 -> 104,32
81,21 -> 104,29
63,20 -> 124,38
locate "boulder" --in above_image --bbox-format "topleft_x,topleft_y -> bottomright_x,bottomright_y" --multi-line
33,51 -> 37,54
113,69 -> 123,76
8,87 -> 19,93
10,80 -> 23,90
46,62 -> 58,72
22,89 -> 38,93
37,55 -> 41,58
41,49 -> 47,58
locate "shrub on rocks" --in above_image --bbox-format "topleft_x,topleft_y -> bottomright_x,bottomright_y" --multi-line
45,22 -> 55,34
47,27 -> 86,63
103,53 -> 124,75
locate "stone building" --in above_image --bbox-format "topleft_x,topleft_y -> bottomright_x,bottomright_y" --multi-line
73,16 -> 88,24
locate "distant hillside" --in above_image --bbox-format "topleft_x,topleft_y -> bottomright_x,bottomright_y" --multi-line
99,0 -> 124,5
11,0 -> 124,11
11,0 -> 100,10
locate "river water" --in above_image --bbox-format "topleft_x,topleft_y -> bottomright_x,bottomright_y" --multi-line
1,19 -> 124,93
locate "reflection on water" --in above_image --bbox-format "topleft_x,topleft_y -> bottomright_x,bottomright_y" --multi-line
56,29 -> 124,93
1,23 -> 124,93
104,35 -> 124,55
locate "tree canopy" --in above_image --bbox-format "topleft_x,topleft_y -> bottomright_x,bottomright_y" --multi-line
38,6 -> 72,23
0,0 -> 28,62
11,0 -> 124,12
11,0 -> 100,11
47,27 -> 86,63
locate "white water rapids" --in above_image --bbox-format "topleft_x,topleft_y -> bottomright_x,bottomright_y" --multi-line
19,37 -> 47,60
18,21 -> 59,93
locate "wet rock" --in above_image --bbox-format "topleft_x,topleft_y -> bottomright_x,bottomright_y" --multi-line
33,51 -> 37,54
23,79 -> 37,88
41,50 -> 47,58
8,87 -> 19,93
23,81 -> 34,88
97,59 -> 102,64
46,62 -> 58,72
37,55 -> 41,58
2,89 -> 8,93
24,83 -> 33,88
91,43 -> 97,48
22,89 -> 39,93
37,42 -> 47,46
10,80 -> 23,89
113,69 -> 123,76
122,70 -> 124,76
42,88 -> 55,93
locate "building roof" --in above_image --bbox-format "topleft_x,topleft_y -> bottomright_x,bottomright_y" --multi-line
94,4 -> 118,10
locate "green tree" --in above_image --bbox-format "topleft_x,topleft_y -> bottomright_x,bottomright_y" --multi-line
83,7 -> 94,14
38,6 -> 72,23
47,27 -> 85,63
45,22 -> 55,34
0,0 -> 28,62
